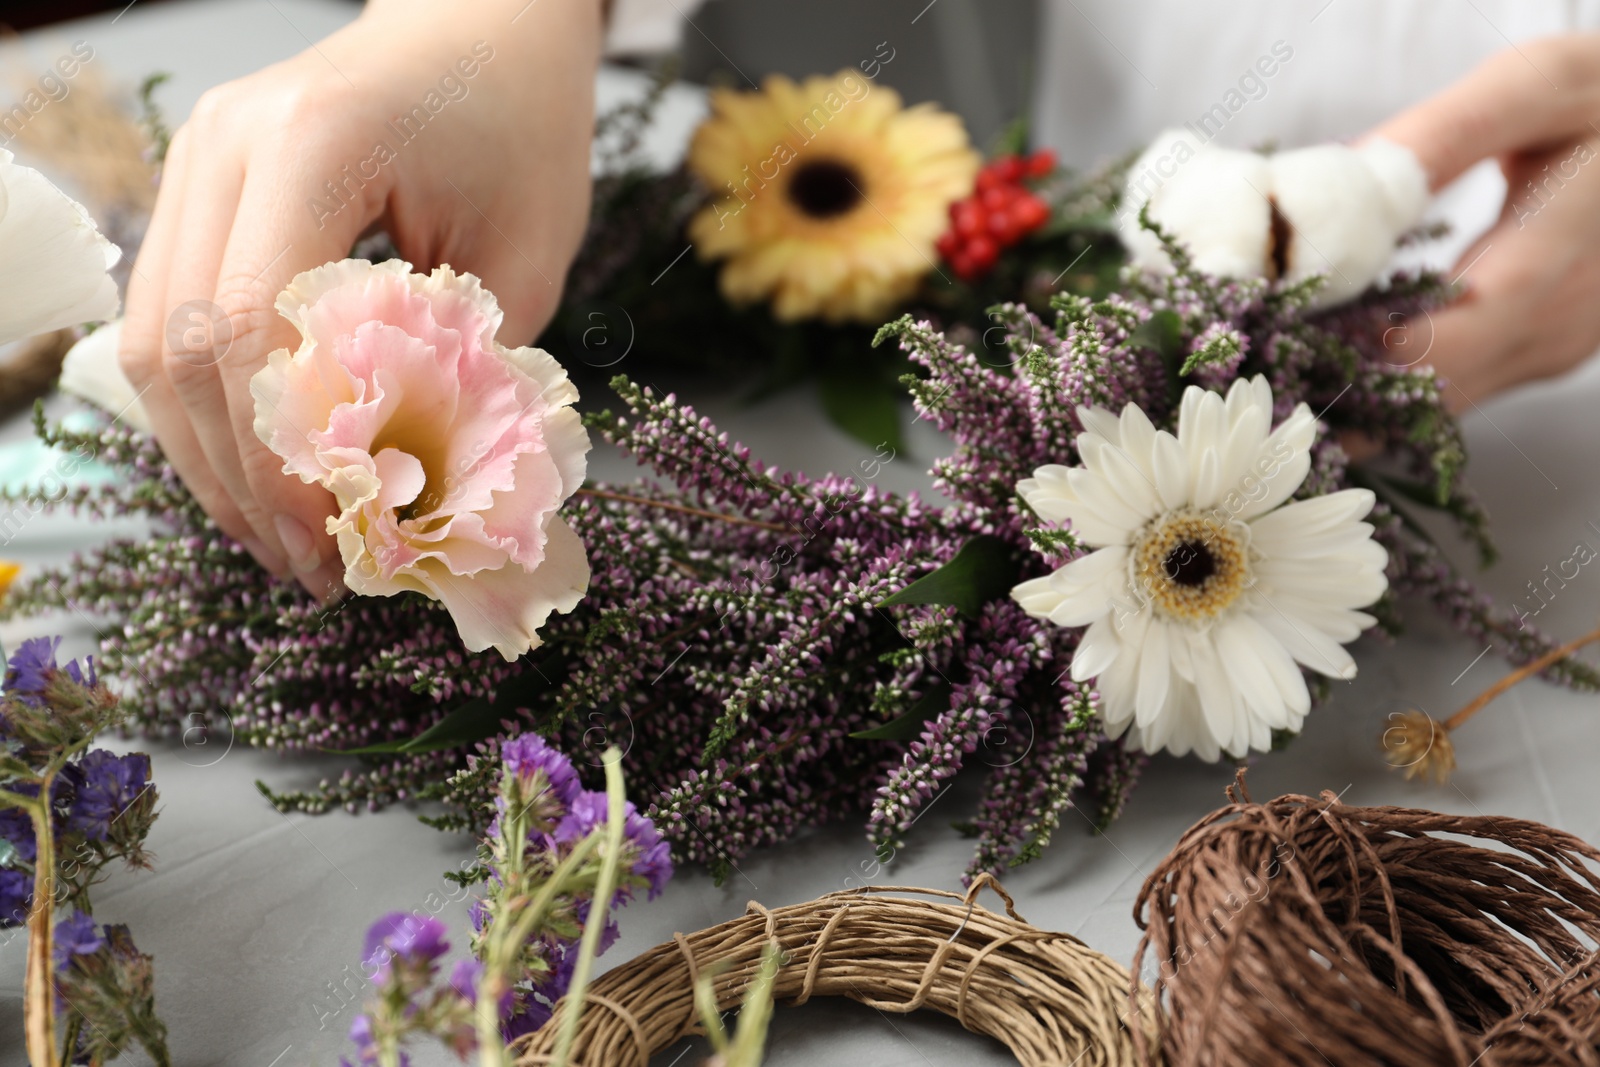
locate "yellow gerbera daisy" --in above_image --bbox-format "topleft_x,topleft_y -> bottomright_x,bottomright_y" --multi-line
686,71 -> 979,323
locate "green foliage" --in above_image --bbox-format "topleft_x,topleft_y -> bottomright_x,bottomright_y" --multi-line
879,535 -> 1020,618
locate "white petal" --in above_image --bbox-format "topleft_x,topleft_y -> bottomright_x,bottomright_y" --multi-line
1188,631 -> 1241,753
1012,546 -> 1127,628
1248,488 -> 1375,542
1151,431 -> 1189,512
1076,405 -> 1122,447
1215,616 -> 1289,729
1086,441 -> 1160,521
1240,613 -> 1311,715
1191,446 -> 1223,510
1134,621 -> 1172,728
1117,402 -> 1158,480
1232,407 -> 1316,521
1067,466 -> 1146,535
1254,607 -> 1358,679
1071,616 -> 1122,681
58,319 -> 152,433
0,151 -> 120,344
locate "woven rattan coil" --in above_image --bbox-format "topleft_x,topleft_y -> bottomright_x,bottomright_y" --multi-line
1135,773 -> 1600,1066
516,874 -> 1155,1066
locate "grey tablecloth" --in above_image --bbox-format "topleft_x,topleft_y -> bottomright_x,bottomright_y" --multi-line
3,2 -> 1599,1064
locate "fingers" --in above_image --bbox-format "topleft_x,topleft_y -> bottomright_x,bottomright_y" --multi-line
118,128 -> 287,573
210,143 -> 372,599
1366,33 -> 1600,189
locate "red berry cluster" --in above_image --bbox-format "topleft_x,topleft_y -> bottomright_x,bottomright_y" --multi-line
937,148 -> 1056,282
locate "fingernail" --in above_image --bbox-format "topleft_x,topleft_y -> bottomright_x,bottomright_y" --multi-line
240,537 -> 289,577
274,514 -> 322,573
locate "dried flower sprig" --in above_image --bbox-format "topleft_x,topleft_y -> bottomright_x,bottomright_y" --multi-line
1385,622 -> 1600,784
345,738 -> 668,1066
0,637 -> 168,1067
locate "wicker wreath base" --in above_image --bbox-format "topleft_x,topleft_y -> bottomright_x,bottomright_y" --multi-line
515,874 -> 1155,1066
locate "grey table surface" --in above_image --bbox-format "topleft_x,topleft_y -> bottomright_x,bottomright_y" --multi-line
3,2 -> 1600,1064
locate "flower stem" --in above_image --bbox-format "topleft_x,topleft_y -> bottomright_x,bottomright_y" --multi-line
23,779 -> 56,1067
474,833 -> 603,1067
549,747 -> 627,1067
575,487 -> 790,533
1445,623 -> 1600,732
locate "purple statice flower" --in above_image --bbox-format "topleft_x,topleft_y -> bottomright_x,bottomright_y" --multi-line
551,790 -> 607,848
64,656 -> 98,689
500,734 -> 580,805
53,909 -> 104,968
66,751 -> 150,841
502,998 -> 553,1043
362,912 -> 449,980
0,869 -> 30,928
342,1012 -> 409,1067
448,958 -> 483,1003
623,808 -> 673,901
3,635 -> 96,709
6,636 -> 60,703
0,806 -> 36,862
552,791 -> 674,901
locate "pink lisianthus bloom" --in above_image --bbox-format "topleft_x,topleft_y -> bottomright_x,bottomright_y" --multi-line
251,259 -> 590,660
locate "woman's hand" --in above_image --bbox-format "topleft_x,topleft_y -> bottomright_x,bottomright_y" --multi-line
1366,33 -> 1600,409
118,0 -> 603,596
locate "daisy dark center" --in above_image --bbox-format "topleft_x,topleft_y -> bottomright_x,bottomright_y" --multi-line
787,159 -> 864,218
1163,540 -> 1216,587
1133,510 -> 1252,625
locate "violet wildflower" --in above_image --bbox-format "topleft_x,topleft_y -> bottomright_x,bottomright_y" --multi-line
0,868 -> 29,926
363,911 -> 450,980
5,635 -> 60,701
501,733 -> 581,803
54,909 -> 104,968
66,751 -> 151,841
0,805 -> 36,862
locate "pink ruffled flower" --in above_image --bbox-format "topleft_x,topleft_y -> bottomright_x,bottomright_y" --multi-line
251,259 -> 590,660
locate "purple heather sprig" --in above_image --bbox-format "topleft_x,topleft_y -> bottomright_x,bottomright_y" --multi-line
11,211 -> 1595,890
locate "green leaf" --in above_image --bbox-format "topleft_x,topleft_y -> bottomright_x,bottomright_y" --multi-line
850,680 -> 953,740
325,664 -> 556,756
1129,309 -> 1183,362
818,364 -> 904,453
879,535 -> 1019,617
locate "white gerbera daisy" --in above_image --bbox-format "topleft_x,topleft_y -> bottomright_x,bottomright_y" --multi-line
1011,376 -> 1387,761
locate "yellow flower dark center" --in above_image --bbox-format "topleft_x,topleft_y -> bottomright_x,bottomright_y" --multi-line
787,159 -> 864,218
1133,510 -> 1251,624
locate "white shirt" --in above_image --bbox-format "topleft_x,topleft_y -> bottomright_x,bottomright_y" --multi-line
1032,0 -> 1600,264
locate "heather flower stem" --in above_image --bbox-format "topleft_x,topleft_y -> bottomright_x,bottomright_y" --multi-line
1445,623 -> 1600,732
575,487 -> 790,533
549,747 -> 627,1067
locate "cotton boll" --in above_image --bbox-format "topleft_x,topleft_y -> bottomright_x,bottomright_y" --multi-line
1118,132 -> 1431,309
1119,128 -> 1274,280
59,319 -> 152,433
1356,137 -> 1431,231
1269,144 -> 1407,306
0,150 -> 120,345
